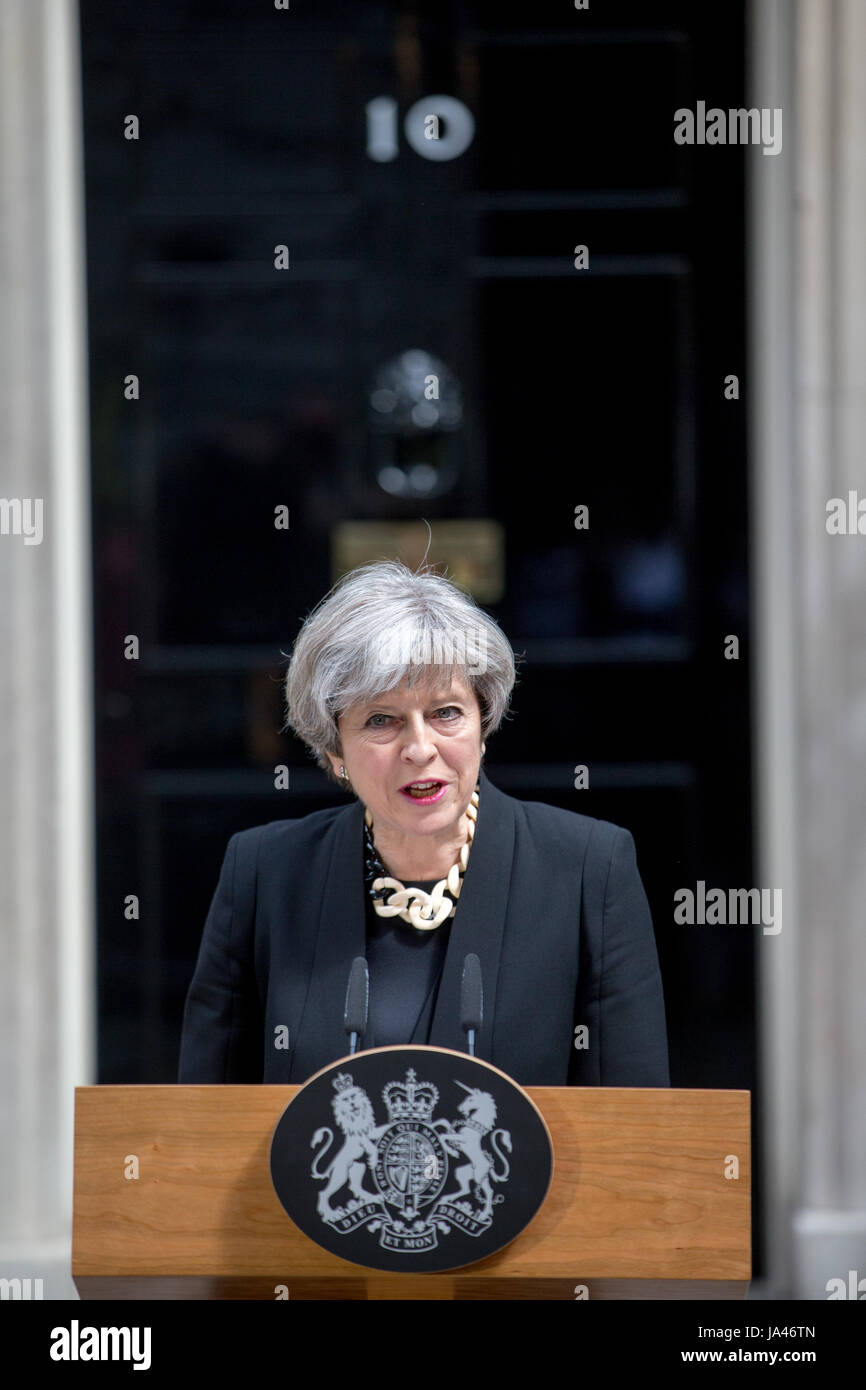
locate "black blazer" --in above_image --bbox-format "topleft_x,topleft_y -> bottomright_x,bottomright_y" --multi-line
178,770 -> 670,1087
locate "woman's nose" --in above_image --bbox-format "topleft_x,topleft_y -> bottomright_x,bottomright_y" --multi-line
400,715 -> 436,760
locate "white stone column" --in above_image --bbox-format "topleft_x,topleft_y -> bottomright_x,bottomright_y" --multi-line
752,0 -> 866,1299
0,0 -> 94,1300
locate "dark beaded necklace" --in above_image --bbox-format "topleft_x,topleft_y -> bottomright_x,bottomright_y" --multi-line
363,820 -> 395,909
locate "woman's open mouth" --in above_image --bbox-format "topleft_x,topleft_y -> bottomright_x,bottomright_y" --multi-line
399,780 -> 448,804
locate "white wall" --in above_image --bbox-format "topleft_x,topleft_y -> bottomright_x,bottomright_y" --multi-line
0,0 -> 94,1301
752,0 -> 866,1299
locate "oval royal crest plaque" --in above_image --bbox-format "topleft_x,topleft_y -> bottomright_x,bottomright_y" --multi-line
270,1045 -> 554,1274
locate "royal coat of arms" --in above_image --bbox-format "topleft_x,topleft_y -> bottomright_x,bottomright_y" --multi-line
309,1067 -> 513,1252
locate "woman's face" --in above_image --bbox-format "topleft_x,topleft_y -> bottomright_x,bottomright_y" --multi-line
327,672 -> 484,840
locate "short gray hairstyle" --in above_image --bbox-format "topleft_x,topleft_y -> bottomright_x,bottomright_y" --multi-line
284,560 -> 517,783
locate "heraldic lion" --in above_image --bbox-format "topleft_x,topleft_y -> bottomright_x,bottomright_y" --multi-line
310,1079 -> 387,1221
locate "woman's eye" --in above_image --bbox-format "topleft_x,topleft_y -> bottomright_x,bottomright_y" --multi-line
365,707 -> 461,726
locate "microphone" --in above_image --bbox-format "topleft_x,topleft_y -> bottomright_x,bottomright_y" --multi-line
460,953 -> 483,1056
344,956 -> 369,1055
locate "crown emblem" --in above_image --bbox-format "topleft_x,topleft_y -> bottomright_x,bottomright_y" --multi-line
383,1068 -> 439,1123
333,1072 -> 355,1094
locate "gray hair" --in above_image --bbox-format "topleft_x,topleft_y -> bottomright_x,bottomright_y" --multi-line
284,560 -> 517,783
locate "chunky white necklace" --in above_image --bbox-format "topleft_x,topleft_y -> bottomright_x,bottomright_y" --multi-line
363,786 -> 479,931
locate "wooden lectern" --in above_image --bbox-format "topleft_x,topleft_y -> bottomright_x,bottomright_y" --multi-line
72,1082 -> 750,1299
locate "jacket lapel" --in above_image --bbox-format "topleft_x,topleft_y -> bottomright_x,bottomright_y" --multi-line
289,795 -> 367,1080
426,770 -> 514,1061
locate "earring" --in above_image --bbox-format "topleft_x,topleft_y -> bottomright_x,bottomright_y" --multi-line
339,764 -> 351,787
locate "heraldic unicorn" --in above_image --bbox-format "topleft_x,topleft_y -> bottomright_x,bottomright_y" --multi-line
309,1067 -> 513,1252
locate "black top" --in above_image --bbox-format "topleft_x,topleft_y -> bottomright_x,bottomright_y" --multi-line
363,879 -> 453,1047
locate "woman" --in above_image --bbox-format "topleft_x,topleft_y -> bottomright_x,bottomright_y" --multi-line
178,560 -> 670,1086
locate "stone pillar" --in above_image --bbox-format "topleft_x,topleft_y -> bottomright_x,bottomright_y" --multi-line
0,0 -> 94,1300
752,0 -> 866,1299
